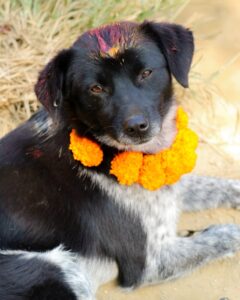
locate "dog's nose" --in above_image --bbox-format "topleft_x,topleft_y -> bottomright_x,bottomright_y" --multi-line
124,115 -> 149,136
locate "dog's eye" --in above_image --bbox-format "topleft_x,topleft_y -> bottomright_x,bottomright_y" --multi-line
140,69 -> 152,80
90,85 -> 104,94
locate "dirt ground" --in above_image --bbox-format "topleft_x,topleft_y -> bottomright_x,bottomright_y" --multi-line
97,1 -> 240,299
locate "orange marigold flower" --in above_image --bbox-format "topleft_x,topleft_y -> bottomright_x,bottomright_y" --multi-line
138,153 -> 165,190
161,150 -> 182,185
110,152 -> 143,185
69,129 -> 103,167
176,106 -> 188,129
173,128 -> 198,150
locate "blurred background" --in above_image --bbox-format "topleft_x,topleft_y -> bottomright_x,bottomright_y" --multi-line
0,1 -> 240,299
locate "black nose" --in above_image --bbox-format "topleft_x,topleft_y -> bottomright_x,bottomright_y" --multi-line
124,115 -> 149,136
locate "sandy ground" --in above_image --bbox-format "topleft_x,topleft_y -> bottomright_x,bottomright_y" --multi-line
97,1 -> 240,299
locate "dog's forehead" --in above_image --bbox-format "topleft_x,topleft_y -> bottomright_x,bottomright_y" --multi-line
73,22 -> 143,58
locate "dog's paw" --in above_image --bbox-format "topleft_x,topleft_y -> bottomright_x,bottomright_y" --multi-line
197,224 -> 240,255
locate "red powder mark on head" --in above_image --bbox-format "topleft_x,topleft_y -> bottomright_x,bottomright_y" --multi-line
95,33 -> 109,52
74,22 -> 138,57
90,27 -> 112,52
108,25 -> 123,47
88,23 -> 136,54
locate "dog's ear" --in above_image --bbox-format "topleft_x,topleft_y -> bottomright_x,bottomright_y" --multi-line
140,21 -> 194,88
35,49 -> 73,113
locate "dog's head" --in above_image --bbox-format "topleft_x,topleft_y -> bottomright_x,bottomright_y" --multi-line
35,21 -> 194,153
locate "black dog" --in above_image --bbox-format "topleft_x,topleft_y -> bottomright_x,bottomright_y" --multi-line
1,21 -> 240,300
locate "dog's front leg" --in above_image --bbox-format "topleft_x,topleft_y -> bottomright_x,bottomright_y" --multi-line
142,224 -> 240,285
174,174 -> 240,212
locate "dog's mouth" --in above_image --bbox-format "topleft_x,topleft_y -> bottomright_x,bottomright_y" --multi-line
95,131 -> 172,154
116,131 -> 158,146
94,104 -> 178,154
130,137 -> 153,145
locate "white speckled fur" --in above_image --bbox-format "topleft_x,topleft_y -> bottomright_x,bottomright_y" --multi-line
43,246 -> 118,299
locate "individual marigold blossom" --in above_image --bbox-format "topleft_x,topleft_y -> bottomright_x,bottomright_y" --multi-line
176,106 -> 188,129
69,129 -> 103,167
138,153 -> 165,190
110,152 -> 143,185
161,149 -> 183,185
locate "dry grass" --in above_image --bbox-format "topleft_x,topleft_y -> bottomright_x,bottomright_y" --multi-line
0,0 -> 187,135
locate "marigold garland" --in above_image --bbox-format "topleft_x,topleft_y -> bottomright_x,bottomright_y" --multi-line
69,107 -> 198,190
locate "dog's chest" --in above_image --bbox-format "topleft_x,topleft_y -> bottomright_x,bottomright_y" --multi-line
88,171 -> 180,244
113,184 -> 179,249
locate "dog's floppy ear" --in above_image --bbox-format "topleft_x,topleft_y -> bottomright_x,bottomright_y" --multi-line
35,49 -> 73,113
140,21 -> 194,88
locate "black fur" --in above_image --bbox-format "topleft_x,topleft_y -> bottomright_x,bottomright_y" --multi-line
0,118 -> 147,286
0,253 -> 76,300
140,21 -> 194,87
27,280 -> 77,300
0,21 -> 194,298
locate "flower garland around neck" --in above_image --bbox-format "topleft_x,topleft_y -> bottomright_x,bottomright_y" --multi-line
69,107 -> 198,190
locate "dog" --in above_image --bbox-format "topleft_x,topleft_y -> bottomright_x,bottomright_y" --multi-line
1,21 -> 240,300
